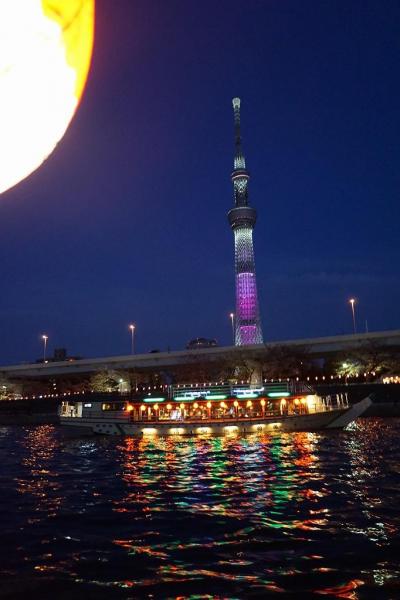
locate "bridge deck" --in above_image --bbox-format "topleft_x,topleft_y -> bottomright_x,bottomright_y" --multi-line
1,330 -> 400,379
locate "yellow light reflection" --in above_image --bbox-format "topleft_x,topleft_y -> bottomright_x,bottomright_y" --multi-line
0,0 -> 95,195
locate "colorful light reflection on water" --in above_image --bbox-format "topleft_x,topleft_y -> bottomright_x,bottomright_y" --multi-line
1,419 -> 400,598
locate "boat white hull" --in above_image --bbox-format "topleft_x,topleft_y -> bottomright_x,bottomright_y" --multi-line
59,397 -> 371,436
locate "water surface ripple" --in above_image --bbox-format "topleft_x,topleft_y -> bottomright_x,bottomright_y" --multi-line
1,419 -> 400,598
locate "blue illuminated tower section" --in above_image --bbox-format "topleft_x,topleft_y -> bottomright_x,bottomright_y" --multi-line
228,98 -> 263,345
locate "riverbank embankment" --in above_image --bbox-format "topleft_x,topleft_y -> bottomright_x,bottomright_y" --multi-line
0,397 -> 58,425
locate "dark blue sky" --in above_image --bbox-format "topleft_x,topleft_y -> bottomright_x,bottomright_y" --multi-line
1,0 -> 399,364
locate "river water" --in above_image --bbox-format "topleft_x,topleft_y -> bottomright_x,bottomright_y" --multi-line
1,419 -> 399,599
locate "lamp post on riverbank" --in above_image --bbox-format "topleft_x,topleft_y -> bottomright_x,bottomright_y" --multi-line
349,298 -> 357,334
229,312 -> 235,345
129,324 -> 135,354
42,334 -> 48,362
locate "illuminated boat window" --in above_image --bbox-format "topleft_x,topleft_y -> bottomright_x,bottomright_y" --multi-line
102,402 -> 125,411
196,427 -> 212,433
142,428 -> 158,435
169,428 -> 185,435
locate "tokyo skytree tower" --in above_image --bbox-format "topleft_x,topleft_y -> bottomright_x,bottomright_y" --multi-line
228,98 -> 263,345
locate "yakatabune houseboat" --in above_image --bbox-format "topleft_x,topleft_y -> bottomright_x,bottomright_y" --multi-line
59,381 -> 371,436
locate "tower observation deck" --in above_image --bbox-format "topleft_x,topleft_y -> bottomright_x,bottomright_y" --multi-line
228,98 -> 263,345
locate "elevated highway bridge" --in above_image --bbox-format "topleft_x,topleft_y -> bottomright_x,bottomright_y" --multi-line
1,329 -> 400,381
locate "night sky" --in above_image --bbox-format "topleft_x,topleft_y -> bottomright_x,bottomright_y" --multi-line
1,0 -> 399,364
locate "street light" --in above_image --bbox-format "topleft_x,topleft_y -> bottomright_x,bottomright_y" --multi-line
229,312 -> 235,345
349,298 -> 357,334
42,334 -> 48,362
129,324 -> 135,354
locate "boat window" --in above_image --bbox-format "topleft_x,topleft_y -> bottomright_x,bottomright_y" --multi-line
84,403 -> 92,408
102,402 -> 125,411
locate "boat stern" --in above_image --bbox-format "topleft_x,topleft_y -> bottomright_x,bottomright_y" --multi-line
325,396 -> 372,429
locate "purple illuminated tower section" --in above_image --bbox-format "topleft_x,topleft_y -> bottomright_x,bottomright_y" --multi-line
228,98 -> 263,345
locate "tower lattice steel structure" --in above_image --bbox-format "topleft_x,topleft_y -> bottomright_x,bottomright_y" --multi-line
228,98 -> 263,345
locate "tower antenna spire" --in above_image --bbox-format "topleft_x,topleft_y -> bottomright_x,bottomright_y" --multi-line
228,97 -> 263,346
232,97 -> 246,170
